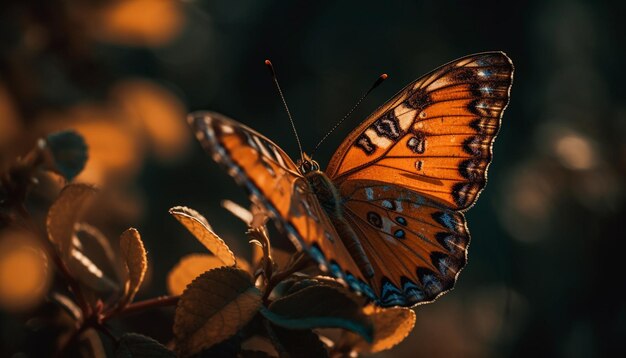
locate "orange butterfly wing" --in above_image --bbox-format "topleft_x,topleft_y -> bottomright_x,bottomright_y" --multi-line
326,52 -> 513,306
188,112 -> 375,297
327,52 -> 514,210
339,179 -> 469,306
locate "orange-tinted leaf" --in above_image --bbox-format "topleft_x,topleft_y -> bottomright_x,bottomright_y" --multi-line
236,256 -> 253,275
344,305 -> 416,353
174,267 -> 262,357
69,245 -> 118,293
221,200 -> 269,229
169,206 -> 236,266
47,183 -> 98,259
74,223 -> 122,283
120,228 -> 147,305
168,254 -> 254,295
262,285 -> 373,342
167,254 -> 226,296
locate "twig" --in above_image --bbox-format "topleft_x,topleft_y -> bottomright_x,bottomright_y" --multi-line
101,295 -> 180,322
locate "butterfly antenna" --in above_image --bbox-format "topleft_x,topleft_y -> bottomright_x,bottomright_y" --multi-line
311,73 -> 388,157
265,59 -> 304,161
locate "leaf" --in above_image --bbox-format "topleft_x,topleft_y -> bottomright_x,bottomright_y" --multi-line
116,333 -> 175,358
69,245 -> 118,292
341,305 -> 416,353
168,254 -> 254,296
67,224 -> 120,293
222,199 -> 253,225
167,254 -> 227,296
75,223 -> 123,284
261,285 -> 373,343
45,130 -> 88,181
51,292 -> 83,321
47,183 -> 98,259
79,328 -> 107,358
174,267 -> 262,357
120,228 -> 147,305
169,206 -> 236,266
270,276 -> 343,301
222,200 -> 269,229
265,322 -> 329,358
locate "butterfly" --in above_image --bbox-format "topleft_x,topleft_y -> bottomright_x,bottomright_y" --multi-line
189,52 -> 514,307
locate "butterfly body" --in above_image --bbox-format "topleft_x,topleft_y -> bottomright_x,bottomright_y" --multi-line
190,52 -> 513,307
304,168 -> 376,278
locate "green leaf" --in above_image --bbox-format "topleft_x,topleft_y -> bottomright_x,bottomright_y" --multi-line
45,130 -> 88,181
47,183 -> 97,260
169,206 -> 236,266
116,333 -> 175,358
120,228 -> 147,306
262,285 -> 373,343
174,267 -> 262,357
265,323 -> 329,358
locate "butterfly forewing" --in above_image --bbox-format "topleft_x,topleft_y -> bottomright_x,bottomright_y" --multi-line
188,112 -> 372,295
327,52 -> 514,210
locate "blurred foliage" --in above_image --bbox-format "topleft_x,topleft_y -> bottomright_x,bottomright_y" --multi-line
1,0 -> 625,357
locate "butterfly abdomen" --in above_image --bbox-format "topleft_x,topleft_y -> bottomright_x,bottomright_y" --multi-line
305,171 -> 375,278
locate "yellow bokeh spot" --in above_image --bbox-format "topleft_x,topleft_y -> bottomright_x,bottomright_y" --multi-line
0,231 -> 51,311
94,0 -> 185,46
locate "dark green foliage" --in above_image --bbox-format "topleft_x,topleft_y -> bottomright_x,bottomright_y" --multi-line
116,333 -> 175,358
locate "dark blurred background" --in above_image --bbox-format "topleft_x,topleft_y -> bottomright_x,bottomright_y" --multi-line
1,0 -> 625,357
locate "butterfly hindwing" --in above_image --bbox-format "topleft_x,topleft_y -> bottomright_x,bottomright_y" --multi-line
327,52 -> 514,210
188,112 -> 372,295
338,179 -> 469,306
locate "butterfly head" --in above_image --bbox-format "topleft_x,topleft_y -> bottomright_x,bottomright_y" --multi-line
297,152 -> 320,174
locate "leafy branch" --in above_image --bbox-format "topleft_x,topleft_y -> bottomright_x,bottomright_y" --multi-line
0,131 -> 416,357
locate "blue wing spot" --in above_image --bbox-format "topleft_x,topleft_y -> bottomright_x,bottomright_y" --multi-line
309,244 -> 326,265
381,200 -> 394,209
396,216 -> 407,226
417,268 -> 443,297
394,229 -> 406,239
329,261 -> 344,280
380,278 -> 405,306
401,277 -> 425,304
345,273 -> 362,292
359,280 -> 377,301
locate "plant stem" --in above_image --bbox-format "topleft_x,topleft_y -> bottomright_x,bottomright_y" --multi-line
101,295 -> 179,322
262,251 -> 311,302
